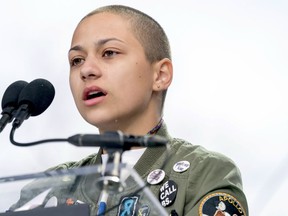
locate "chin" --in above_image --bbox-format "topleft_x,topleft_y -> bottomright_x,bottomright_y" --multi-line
95,121 -> 123,133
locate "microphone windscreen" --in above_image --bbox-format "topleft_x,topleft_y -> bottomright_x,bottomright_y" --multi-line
1,80 -> 28,109
18,78 -> 55,116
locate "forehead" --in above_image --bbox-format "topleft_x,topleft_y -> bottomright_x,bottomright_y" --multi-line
72,12 -> 136,43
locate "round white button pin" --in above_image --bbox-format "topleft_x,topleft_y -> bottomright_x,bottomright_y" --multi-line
173,161 -> 190,173
147,169 -> 165,185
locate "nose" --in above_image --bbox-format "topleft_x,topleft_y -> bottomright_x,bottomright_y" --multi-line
80,58 -> 101,81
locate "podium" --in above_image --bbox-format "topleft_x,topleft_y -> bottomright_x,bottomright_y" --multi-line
0,163 -> 168,216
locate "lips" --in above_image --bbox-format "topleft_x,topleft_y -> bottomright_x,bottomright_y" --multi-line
86,90 -> 106,100
83,86 -> 107,106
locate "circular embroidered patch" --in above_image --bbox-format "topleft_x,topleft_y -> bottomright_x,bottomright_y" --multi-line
199,192 -> 246,216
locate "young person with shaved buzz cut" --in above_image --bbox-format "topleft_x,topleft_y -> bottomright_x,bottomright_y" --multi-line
11,5 -> 249,216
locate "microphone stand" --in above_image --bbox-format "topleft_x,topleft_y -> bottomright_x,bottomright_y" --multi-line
96,131 -> 124,216
8,126 -> 170,215
9,126 -> 169,215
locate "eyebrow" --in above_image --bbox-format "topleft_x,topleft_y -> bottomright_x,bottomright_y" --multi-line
68,38 -> 125,54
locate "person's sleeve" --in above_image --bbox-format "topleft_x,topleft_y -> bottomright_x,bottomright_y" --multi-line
184,151 -> 249,216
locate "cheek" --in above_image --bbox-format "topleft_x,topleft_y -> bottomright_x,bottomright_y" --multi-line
69,76 -> 75,94
69,75 -> 80,101
137,70 -> 154,90
125,75 -> 153,101
121,75 -> 148,95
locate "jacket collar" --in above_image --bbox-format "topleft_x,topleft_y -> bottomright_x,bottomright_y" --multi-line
134,122 -> 172,176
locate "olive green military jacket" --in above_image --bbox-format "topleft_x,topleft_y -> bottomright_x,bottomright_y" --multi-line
10,123 -> 248,216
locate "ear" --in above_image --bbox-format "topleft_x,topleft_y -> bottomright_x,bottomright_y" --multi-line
152,58 -> 173,91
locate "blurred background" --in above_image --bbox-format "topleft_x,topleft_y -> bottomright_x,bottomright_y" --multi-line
0,0 -> 287,215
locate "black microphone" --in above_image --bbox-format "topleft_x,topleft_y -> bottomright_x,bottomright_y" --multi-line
67,131 -> 168,150
12,78 -> 55,128
0,80 -> 28,133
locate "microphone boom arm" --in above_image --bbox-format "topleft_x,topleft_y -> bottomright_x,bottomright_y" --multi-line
9,127 -> 168,149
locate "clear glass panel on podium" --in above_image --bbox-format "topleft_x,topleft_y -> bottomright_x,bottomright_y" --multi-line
0,163 -> 168,216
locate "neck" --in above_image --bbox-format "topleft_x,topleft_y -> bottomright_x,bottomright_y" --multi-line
98,114 -> 162,136
100,118 -> 163,154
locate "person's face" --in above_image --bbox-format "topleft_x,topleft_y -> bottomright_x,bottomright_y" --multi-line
68,12 -> 158,132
